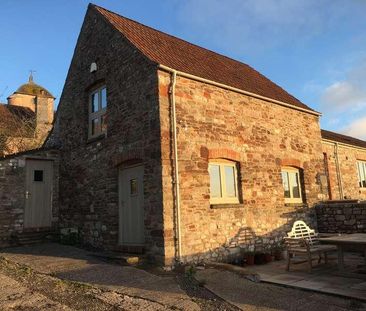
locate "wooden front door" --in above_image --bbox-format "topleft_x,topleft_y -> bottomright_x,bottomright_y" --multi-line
24,160 -> 53,228
118,165 -> 144,245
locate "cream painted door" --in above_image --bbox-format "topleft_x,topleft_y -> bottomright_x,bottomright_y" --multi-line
119,165 -> 144,245
24,160 -> 53,228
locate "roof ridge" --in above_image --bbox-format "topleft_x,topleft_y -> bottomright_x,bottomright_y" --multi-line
91,3 -> 257,68
322,129 -> 366,142
321,129 -> 366,149
89,3 -> 314,113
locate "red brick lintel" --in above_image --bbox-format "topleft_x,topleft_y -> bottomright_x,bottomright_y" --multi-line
280,158 -> 303,169
113,149 -> 143,167
202,147 -> 241,162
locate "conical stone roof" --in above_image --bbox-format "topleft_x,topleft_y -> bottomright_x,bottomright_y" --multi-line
14,74 -> 54,98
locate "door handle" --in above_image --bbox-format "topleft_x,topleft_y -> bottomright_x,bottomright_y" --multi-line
25,191 -> 31,199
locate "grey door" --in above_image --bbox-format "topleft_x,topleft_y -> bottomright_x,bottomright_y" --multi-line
24,159 -> 53,228
119,165 -> 144,245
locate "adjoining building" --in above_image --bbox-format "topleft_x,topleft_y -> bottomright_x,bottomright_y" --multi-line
0,74 -> 54,156
321,130 -> 366,201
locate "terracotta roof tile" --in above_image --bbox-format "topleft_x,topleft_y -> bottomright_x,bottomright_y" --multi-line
0,104 -> 36,137
91,4 -> 314,112
321,129 -> 366,149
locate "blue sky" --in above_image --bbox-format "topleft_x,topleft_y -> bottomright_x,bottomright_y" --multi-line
1,0 -> 366,139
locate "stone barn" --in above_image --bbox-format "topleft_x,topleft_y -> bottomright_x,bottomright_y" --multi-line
1,4 -> 366,266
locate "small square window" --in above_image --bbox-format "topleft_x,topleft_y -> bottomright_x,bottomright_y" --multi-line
281,167 -> 303,203
34,170 -> 43,182
357,161 -> 366,188
130,179 -> 138,195
209,160 -> 239,204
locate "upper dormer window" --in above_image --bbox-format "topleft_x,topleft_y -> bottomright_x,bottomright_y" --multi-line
89,86 -> 107,138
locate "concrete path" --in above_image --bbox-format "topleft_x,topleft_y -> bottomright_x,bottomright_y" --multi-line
195,268 -> 366,311
0,272 -> 73,310
0,243 -> 199,311
249,254 -> 366,302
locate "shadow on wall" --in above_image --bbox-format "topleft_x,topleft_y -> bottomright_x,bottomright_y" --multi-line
175,205 -> 317,264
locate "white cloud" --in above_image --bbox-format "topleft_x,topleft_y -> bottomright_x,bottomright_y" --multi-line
321,81 -> 366,112
320,58 -> 366,139
320,58 -> 366,113
341,116 -> 366,140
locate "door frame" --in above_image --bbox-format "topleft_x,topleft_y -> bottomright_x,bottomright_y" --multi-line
118,163 -> 145,246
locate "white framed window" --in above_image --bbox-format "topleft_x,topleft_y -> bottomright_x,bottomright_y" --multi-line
357,161 -> 366,188
209,160 -> 239,204
281,167 -> 303,203
89,86 -> 107,138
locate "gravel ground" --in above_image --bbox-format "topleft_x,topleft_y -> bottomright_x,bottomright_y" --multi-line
137,263 -> 240,310
176,274 -> 240,311
5,252 -> 363,311
0,255 -> 234,311
0,257 -> 172,310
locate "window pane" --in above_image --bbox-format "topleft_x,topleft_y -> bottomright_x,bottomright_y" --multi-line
224,165 -> 236,197
91,92 -> 99,112
101,114 -> 107,133
290,172 -> 301,198
281,171 -> 291,198
34,170 -> 43,182
357,162 -> 362,187
130,179 -> 137,195
91,118 -> 100,136
209,164 -> 221,198
101,88 -> 107,109
358,162 -> 366,188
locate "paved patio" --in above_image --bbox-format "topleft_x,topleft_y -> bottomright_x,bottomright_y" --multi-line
247,252 -> 366,301
195,268 -> 366,311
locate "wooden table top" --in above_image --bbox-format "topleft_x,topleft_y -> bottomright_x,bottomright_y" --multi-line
319,233 -> 366,245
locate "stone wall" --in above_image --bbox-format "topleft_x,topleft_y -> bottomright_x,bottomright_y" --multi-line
316,202 -> 366,233
322,142 -> 366,200
0,149 -> 59,247
46,7 -> 165,261
158,71 -> 325,265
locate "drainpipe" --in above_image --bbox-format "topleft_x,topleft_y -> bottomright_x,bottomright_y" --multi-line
167,69 -> 182,263
334,142 -> 344,199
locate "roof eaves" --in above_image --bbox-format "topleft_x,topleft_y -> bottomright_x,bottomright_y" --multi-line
321,129 -> 366,150
158,64 -> 321,117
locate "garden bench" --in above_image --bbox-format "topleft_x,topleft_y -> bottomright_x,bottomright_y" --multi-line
284,220 -> 337,272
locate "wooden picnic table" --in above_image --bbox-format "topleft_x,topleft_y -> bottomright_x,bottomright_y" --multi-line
319,233 -> 366,273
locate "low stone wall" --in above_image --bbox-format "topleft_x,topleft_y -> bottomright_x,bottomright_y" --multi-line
179,205 -> 317,264
316,201 -> 366,233
0,149 -> 59,247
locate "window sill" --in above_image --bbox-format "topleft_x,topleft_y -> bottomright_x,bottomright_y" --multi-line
87,133 -> 106,144
285,202 -> 308,208
210,203 -> 244,209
